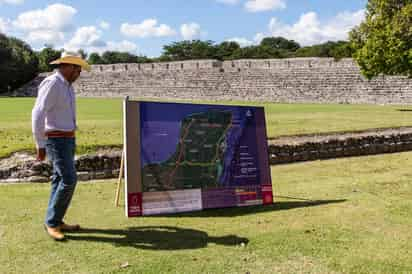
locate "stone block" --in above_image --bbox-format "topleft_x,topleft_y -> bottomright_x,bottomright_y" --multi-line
77,172 -> 90,181
27,176 -> 48,183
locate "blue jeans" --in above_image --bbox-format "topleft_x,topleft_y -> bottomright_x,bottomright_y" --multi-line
45,137 -> 77,228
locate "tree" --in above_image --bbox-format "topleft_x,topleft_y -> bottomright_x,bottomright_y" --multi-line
154,55 -> 173,62
115,52 -> 138,63
215,41 -> 240,60
100,51 -> 139,64
330,41 -> 354,60
295,41 -> 353,59
350,0 -> 412,79
190,40 -> 217,59
77,49 -> 87,59
101,51 -> 120,64
260,37 -> 300,51
0,34 -> 12,62
37,46 -> 62,72
162,40 -> 217,60
88,51 -> 152,64
0,34 -> 38,93
88,52 -> 104,64
0,34 -> 14,93
135,55 -> 152,63
230,46 -> 261,59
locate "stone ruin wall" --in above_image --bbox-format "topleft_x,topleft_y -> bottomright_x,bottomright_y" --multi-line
15,58 -> 412,105
67,57 -> 412,105
4,59 -> 412,183
3,129 -> 412,183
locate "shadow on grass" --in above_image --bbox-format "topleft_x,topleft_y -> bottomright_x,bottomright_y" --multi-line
66,226 -> 248,250
151,199 -> 347,218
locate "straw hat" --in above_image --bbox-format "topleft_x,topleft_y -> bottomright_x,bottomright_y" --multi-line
50,51 -> 91,72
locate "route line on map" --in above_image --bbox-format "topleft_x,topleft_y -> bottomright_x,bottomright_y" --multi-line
167,118 -> 196,186
166,112 -> 233,187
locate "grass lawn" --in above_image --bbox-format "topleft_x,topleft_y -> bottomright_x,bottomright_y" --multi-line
0,98 -> 123,158
1,152 -> 412,273
2,97 -> 412,158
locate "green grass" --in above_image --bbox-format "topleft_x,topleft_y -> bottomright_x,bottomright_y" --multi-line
1,152 -> 412,273
0,98 -> 123,158
2,97 -> 412,158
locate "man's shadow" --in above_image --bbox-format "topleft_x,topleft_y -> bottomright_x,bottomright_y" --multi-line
66,226 -> 248,250
66,198 -> 346,249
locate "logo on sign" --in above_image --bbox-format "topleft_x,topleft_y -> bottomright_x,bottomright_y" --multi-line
128,193 -> 142,216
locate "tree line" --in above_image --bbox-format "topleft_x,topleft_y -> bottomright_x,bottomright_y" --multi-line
0,36 -> 355,93
33,37 -> 355,67
0,0 -> 411,93
0,33 -> 38,93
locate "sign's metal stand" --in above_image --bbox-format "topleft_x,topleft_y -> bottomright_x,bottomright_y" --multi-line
114,150 -> 124,207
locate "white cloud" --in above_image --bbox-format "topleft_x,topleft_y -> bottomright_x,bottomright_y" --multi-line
181,23 -> 201,40
121,19 -> 176,38
253,32 -> 266,44
259,9 -> 365,46
99,21 -> 110,30
323,10 -> 365,41
64,26 -> 105,51
0,17 -> 10,33
0,0 -> 24,5
12,3 -> 77,45
245,0 -> 286,12
226,37 -> 254,47
106,40 -> 138,52
13,4 -> 76,32
216,0 -> 239,5
28,30 -> 65,44
64,25 -> 138,54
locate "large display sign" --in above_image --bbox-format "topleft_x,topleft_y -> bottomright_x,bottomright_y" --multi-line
123,99 -> 273,217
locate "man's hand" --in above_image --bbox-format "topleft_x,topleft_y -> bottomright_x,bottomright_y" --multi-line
36,148 -> 46,161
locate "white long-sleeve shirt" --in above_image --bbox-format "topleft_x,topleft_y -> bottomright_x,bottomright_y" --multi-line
32,71 -> 77,148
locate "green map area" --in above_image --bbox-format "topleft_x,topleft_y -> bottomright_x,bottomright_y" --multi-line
142,110 -> 232,192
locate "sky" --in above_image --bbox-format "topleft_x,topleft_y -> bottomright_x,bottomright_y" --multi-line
0,0 -> 367,57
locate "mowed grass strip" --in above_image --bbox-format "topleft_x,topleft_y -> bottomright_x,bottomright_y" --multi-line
2,97 -> 412,158
0,97 -> 123,158
1,152 -> 412,273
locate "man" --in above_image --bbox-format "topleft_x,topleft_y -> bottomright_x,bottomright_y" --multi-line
32,52 -> 91,241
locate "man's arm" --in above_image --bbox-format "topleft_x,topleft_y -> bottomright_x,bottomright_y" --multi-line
32,79 -> 58,161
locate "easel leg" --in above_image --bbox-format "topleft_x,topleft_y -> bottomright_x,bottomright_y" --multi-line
115,150 -> 124,207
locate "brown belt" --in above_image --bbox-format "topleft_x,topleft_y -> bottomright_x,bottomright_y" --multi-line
45,131 -> 75,138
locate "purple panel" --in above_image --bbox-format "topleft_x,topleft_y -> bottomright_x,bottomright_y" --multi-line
136,101 -> 273,216
202,188 -> 237,209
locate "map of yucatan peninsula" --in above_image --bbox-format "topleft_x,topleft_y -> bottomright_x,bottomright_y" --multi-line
123,100 -> 273,217
142,110 -> 232,191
